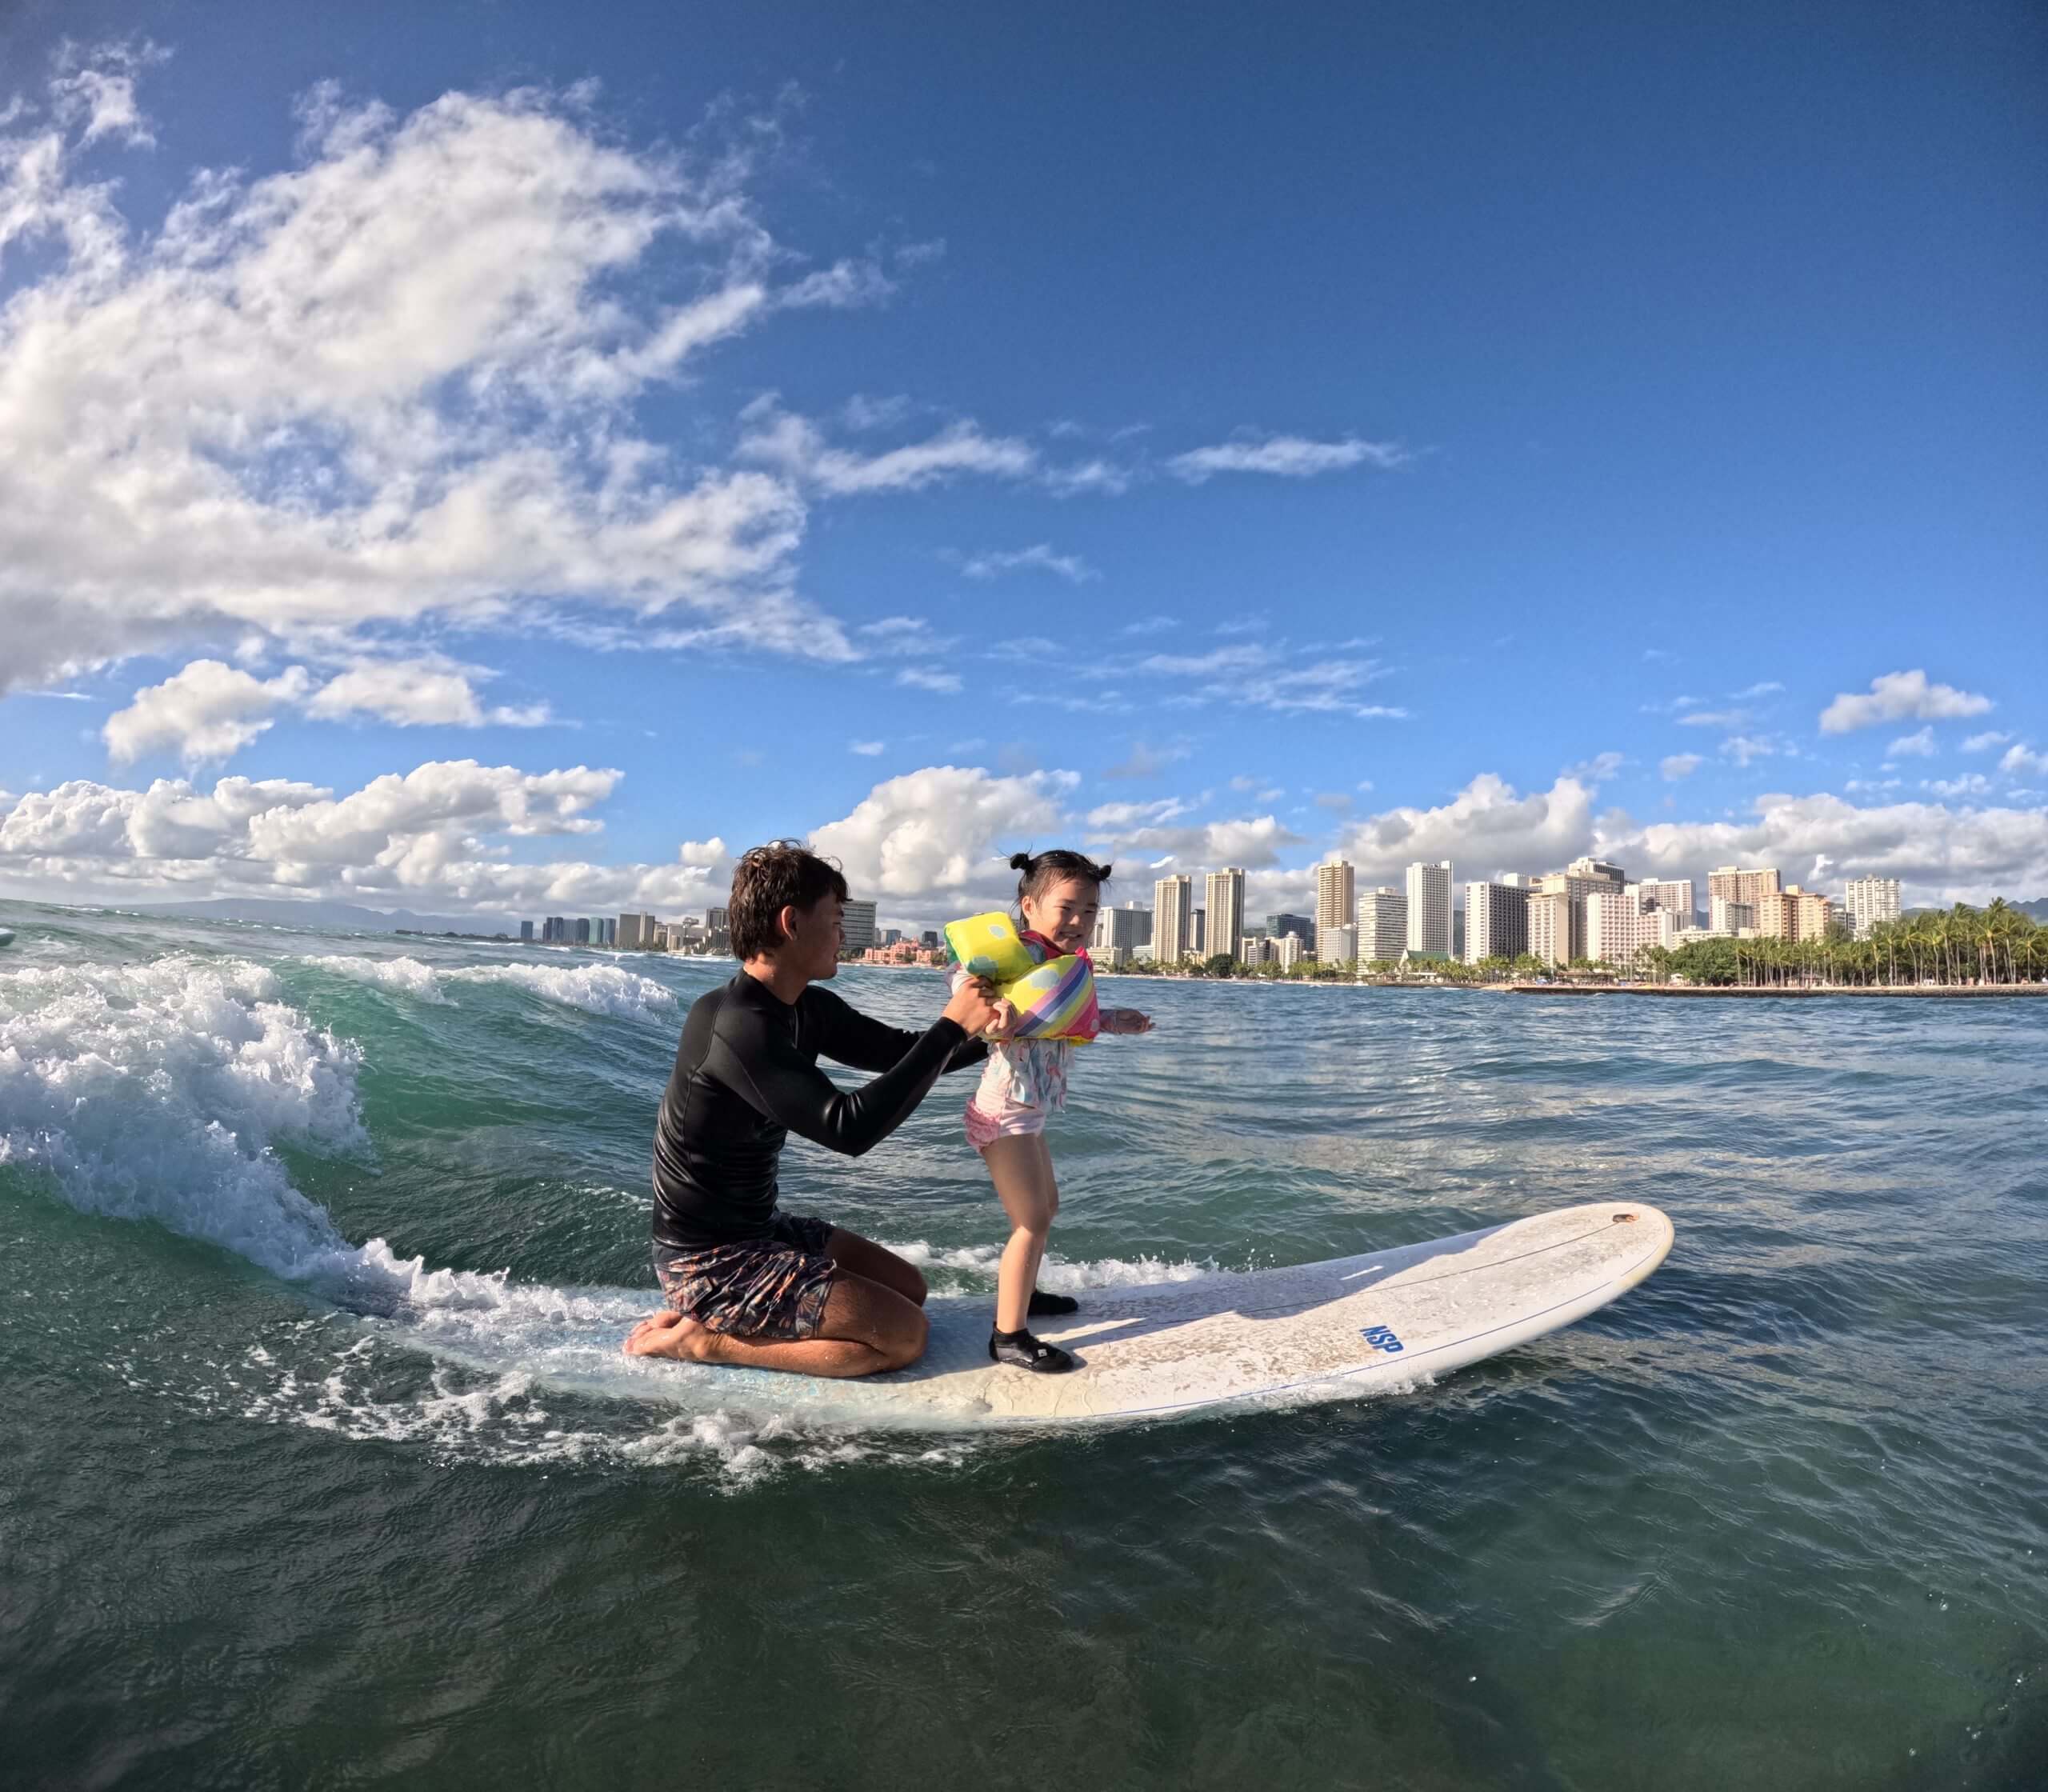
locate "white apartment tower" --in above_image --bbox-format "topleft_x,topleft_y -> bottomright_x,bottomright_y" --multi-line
1405,861 -> 1452,957
1585,886 -> 1686,966
1842,877 -> 1902,939
1356,886 -> 1407,963
1093,902 -> 1154,955
1463,882 -> 1530,963
1205,868 -> 1246,965
1637,879 -> 1696,927
1314,859 -> 1356,944
1153,874 -> 1193,965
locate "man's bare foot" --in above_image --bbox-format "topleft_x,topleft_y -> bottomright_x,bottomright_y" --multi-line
623,1309 -> 711,1361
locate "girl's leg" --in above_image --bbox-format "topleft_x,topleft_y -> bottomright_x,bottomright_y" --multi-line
985,1131 -> 1059,1334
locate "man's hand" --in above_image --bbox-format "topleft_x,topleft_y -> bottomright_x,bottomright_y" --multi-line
1102,1007 -> 1154,1034
943,975 -> 1006,1036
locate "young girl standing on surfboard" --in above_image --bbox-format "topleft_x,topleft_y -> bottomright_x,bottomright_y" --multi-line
954,850 -> 1154,1373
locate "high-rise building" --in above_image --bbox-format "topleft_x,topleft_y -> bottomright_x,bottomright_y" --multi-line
1710,895 -> 1757,933
840,899 -> 878,953
1464,882 -> 1530,963
1204,868 -> 1246,964
572,918 -> 591,946
1153,874 -> 1192,963
920,930 -> 939,950
1526,891 -> 1578,966
1274,932 -> 1304,970
1094,903 -> 1154,955
1356,887 -> 1406,963
1638,879 -> 1696,926
1586,887 -> 1686,966
1320,923 -> 1358,963
1566,857 -> 1629,887
1842,877 -> 1902,938
1755,885 -> 1832,942
519,920 -> 534,942
618,912 -> 655,950
1241,933 -> 1275,966
706,906 -> 730,932
1190,909 -> 1206,956
1708,866 -> 1782,914
1266,912 -> 1314,950
1405,862 -> 1452,957
1314,859 -> 1356,943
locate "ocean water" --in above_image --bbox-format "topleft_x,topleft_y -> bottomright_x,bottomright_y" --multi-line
1,899 -> 2042,1790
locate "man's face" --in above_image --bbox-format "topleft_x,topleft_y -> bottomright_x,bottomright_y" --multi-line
784,892 -> 846,979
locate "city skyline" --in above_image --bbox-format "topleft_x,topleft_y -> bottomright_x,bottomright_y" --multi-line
1,10 -> 2042,925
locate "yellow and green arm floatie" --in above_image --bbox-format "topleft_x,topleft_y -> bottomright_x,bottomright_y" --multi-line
943,911 -> 1101,1042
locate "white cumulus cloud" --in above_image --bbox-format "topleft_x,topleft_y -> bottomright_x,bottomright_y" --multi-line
1818,670 -> 1994,735
0,53 -> 872,694
102,660 -> 311,766
808,765 -> 1076,901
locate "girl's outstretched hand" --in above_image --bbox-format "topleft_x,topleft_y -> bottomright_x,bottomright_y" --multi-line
1102,1007 -> 1154,1034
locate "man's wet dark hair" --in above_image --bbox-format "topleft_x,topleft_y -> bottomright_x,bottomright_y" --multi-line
1009,849 -> 1114,910
729,840 -> 850,961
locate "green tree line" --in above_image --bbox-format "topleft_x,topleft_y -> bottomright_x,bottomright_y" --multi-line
1107,902 -> 2046,988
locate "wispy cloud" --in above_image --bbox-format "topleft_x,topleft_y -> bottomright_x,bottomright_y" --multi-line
1660,754 -> 1702,781
849,739 -> 886,756
738,402 -> 1035,495
957,543 -> 1098,582
896,667 -> 962,694
1166,434 -> 1409,483
1886,726 -> 1937,758
1104,739 -> 1192,779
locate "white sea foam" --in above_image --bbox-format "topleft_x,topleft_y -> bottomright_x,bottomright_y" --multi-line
882,1238 -> 1213,1291
298,953 -> 674,1020
300,954 -> 450,1002
446,961 -> 675,1019
0,955 -> 372,1278
208,1332 -> 970,1487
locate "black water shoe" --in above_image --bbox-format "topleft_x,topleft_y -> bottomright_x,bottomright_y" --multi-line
989,1326 -> 1078,1374
1027,1287 -> 1079,1317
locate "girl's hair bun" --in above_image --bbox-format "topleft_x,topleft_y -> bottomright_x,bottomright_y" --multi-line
1007,851 -> 1036,872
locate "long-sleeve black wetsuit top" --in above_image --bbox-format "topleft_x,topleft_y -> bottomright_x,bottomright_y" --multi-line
651,972 -> 986,1251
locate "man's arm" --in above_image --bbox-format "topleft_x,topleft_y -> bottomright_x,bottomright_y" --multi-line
710,1003 -> 973,1158
810,985 -> 990,1075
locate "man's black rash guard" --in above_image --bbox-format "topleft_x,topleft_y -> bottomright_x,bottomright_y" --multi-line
651,973 -> 986,1251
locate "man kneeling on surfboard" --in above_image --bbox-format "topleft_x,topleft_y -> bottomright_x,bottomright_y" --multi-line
624,842 -> 1003,1378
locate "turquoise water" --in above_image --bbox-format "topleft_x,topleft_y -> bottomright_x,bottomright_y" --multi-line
2,899 -> 2042,1789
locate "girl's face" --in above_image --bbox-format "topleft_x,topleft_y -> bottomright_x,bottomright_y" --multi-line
1022,875 -> 1100,955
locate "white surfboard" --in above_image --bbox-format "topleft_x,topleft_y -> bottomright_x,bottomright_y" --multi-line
408,1201 -> 1673,1430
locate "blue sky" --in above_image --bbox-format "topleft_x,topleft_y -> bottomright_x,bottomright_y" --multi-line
1,1 -> 2043,925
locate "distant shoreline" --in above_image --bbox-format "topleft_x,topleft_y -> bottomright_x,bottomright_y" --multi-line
1505,982 -> 2048,999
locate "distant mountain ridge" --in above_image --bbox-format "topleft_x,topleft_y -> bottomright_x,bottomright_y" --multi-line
130,898 -> 518,936
1905,897 -> 2048,924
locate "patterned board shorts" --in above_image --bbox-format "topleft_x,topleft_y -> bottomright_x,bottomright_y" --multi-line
651,1211 -> 839,1342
